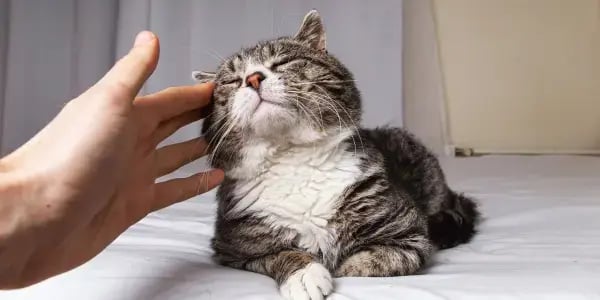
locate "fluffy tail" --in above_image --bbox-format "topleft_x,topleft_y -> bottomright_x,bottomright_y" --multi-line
427,191 -> 480,249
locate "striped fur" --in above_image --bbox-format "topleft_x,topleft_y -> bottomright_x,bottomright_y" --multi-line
194,10 -> 480,300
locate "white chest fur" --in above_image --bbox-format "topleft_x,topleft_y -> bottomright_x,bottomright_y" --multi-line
230,135 -> 362,254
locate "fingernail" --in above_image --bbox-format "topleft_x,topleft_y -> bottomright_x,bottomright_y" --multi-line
134,31 -> 155,47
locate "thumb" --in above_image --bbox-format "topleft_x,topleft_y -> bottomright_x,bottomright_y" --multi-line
95,31 -> 160,100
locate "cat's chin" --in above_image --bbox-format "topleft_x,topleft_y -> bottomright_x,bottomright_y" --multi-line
247,104 -> 294,136
252,100 -> 285,119
249,116 -> 293,140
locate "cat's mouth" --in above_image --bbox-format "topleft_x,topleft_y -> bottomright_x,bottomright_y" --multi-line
252,90 -> 287,112
252,98 -> 285,116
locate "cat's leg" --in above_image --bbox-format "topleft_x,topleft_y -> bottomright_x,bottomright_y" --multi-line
212,218 -> 333,300
245,251 -> 333,300
334,238 -> 433,277
334,187 -> 434,277
226,250 -> 333,300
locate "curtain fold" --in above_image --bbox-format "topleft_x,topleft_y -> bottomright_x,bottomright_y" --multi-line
115,0 -> 151,95
0,0 -> 119,155
72,0 -> 119,96
2,0 -> 77,155
0,0 -> 10,152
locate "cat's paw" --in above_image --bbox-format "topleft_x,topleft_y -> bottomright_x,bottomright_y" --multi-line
297,235 -> 320,253
334,250 -> 372,277
280,263 -> 333,300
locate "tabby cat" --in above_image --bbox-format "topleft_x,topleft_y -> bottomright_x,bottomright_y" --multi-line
194,10 -> 479,300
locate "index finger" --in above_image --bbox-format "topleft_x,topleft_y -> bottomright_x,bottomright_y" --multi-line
136,82 -> 215,121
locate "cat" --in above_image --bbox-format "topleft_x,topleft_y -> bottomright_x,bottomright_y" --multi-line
193,10 -> 480,300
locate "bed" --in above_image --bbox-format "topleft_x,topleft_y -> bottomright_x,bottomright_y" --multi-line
2,155 -> 600,300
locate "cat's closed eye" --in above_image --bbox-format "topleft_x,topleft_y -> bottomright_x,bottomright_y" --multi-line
221,77 -> 242,86
270,57 -> 296,70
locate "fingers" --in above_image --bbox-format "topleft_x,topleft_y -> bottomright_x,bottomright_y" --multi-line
137,83 -> 215,121
152,169 -> 224,211
152,109 -> 206,145
94,31 -> 160,100
155,137 -> 208,177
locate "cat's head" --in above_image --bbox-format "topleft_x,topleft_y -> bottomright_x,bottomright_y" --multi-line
195,10 -> 361,166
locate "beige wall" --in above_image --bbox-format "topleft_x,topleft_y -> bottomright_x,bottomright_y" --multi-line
402,0 -> 448,155
404,0 -> 600,155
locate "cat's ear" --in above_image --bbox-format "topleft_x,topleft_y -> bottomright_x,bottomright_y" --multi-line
192,70 -> 216,83
294,10 -> 326,51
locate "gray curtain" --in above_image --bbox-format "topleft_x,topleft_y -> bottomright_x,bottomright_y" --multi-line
0,0 -> 119,155
0,0 -> 403,155
0,1 -> 8,152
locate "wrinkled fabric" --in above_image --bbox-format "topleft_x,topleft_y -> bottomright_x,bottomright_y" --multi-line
2,156 -> 599,300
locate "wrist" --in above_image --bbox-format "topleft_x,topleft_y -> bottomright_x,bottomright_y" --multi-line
0,164 -> 36,288
0,166 -> 23,237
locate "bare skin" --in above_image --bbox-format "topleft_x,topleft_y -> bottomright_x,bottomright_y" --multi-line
0,31 -> 224,289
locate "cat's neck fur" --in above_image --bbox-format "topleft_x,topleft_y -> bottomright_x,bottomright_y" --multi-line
226,128 -> 357,180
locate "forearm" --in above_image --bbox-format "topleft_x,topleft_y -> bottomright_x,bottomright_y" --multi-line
0,165 -> 37,289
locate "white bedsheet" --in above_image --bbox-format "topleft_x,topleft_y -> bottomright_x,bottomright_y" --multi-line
2,155 -> 600,300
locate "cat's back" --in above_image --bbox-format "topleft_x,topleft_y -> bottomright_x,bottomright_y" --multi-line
358,127 -> 448,214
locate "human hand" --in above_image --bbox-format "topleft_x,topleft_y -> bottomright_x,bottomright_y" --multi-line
0,31 -> 223,288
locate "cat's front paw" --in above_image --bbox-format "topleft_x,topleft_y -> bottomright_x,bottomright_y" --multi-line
280,263 -> 333,300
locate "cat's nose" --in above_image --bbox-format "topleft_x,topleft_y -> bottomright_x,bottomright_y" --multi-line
246,71 -> 266,90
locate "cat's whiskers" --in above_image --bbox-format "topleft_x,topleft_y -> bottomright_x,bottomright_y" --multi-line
188,111 -> 219,163
308,85 -> 360,130
210,117 -> 238,168
293,97 -> 327,137
207,115 -> 236,167
290,91 -> 343,128
206,49 -> 227,64
285,92 -> 326,132
206,114 -> 232,151
286,91 -> 353,157
303,87 -> 365,155
294,91 -> 348,139
199,114 -> 219,180
287,88 -> 325,124
288,92 -> 342,135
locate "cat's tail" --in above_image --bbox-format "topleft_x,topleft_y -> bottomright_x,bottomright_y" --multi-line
427,190 -> 480,249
